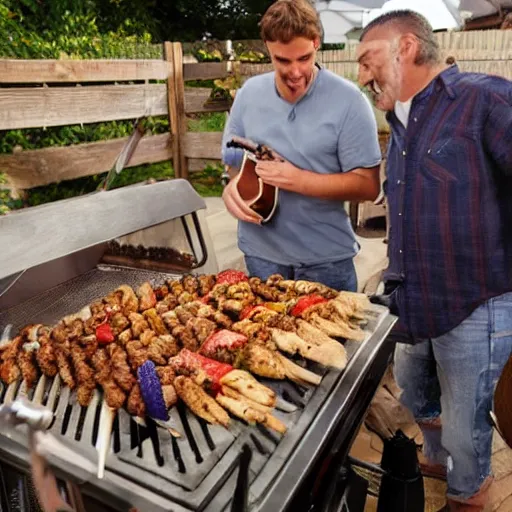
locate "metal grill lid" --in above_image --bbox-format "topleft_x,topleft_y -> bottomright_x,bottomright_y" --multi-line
0,179 -> 206,280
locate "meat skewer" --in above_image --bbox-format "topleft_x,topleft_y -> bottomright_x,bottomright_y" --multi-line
199,329 -> 323,386
91,348 -> 126,479
0,272 -> 370,438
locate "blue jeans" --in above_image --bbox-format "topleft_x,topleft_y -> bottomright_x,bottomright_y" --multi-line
244,255 -> 357,292
394,292 -> 512,500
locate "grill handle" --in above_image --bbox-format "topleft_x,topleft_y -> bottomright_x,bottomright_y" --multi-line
181,211 -> 209,270
231,443 -> 252,512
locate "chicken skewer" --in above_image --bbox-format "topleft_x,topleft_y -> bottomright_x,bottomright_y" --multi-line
0,274 -> 370,439
170,352 -> 286,433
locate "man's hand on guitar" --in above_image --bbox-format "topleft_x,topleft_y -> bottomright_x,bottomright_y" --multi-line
255,157 -> 305,192
222,179 -> 262,225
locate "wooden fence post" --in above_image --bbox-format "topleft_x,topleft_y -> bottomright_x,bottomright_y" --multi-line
164,41 -> 188,180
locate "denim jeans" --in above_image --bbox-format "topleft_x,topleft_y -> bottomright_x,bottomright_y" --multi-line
244,255 -> 358,292
394,292 -> 512,500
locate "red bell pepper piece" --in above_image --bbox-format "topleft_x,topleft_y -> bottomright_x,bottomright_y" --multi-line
199,329 -> 248,358
96,322 -> 114,344
216,269 -> 249,285
290,294 -> 329,317
169,349 -> 233,393
240,305 -> 258,320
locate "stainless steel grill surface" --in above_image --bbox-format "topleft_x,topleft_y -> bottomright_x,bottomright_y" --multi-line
0,266 -> 396,512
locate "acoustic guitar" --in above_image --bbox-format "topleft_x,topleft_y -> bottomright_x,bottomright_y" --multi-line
227,136 -> 280,224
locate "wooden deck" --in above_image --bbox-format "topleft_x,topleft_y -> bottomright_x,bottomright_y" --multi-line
351,397 -> 512,512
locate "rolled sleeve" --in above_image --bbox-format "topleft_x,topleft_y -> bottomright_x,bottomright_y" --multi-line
221,87 -> 246,168
337,90 -> 382,172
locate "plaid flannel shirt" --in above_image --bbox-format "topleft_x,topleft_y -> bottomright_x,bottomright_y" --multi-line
384,65 -> 512,340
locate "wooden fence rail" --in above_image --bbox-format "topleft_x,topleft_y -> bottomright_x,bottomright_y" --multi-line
1,31 -> 511,191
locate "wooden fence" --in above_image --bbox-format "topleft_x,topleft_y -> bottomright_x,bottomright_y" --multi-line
0,30 -> 511,192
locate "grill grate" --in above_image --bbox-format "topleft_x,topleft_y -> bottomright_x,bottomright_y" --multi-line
0,266 -> 390,512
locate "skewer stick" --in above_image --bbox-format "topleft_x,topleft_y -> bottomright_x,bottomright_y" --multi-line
134,413 -> 182,438
275,353 -> 322,386
31,375 -> 47,405
4,379 -> 20,404
96,400 -> 115,479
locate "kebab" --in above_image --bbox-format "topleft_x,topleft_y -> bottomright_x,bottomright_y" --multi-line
0,273 -> 369,445
169,349 -> 286,433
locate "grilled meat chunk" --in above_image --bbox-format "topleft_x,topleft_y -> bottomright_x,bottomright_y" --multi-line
107,343 -> 136,392
127,383 -> 146,417
17,342 -> 39,389
35,327 -> 58,378
55,347 -> 76,390
128,312 -> 149,338
143,309 -> 169,335
137,282 -> 157,312
220,370 -> 276,407
116,285 -> 139,315
70,343 -> 95,406
147,335 -> 180,365
187,317 -> 217,345
111,312 -> 130,336
182,275 -> 199,295
92,349 -> 126,410
156,365 -> 176,386
198,275 -> 216,297
126,341 -> 148,371
174,376 -> 230,427
162,385 -> 178,409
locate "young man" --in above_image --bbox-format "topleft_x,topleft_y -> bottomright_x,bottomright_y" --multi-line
221,0 -> 381,291
357,10 -> 512,511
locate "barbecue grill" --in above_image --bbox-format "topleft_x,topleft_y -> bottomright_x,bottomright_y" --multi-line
0,179 -> 397,512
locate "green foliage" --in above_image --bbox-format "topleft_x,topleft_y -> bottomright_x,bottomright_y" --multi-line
0,175 -> 24,215
0,117 -> 169,155
0,0 -> 157,59
188,113 -> 226,132
237,49 -> 268,63
1,0 -> 277,45
195,48 -> 223,62
189,164 -> 224,197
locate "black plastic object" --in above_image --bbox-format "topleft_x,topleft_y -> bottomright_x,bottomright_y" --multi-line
369,280 -> 401,316
231,444 -> 252,512
377,430 -> 425,512
318,465 -> 369,512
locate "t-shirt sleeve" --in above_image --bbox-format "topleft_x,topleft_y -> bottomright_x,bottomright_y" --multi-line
337,89 -> 382,172
221,86 -> 246,168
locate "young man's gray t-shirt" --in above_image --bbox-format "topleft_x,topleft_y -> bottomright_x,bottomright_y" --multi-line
221,68 -> 381,266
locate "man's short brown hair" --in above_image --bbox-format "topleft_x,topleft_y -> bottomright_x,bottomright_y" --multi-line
259,0 -> 323,43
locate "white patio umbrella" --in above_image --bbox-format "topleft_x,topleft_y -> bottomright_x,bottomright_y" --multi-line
363,0 -> 463,30
315,0 -> 512,43
316,1 -> 387,43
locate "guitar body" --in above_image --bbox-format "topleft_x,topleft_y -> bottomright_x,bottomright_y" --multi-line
234,152 -> 279,223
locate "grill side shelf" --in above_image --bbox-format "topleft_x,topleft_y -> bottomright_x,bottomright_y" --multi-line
247,305 -> 397,512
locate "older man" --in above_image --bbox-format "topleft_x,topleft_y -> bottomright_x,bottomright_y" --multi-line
357,9 -> 512,512
220,0 -> 382,292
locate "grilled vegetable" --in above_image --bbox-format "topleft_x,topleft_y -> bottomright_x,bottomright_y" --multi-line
137,360 -> 168,421
96,323 -> 115,344
199,329 -> 248,361
169,349 -> 234,393
290,295 -> 329,317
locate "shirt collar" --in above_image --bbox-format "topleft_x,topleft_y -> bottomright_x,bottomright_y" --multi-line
386,64 -> 460,126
